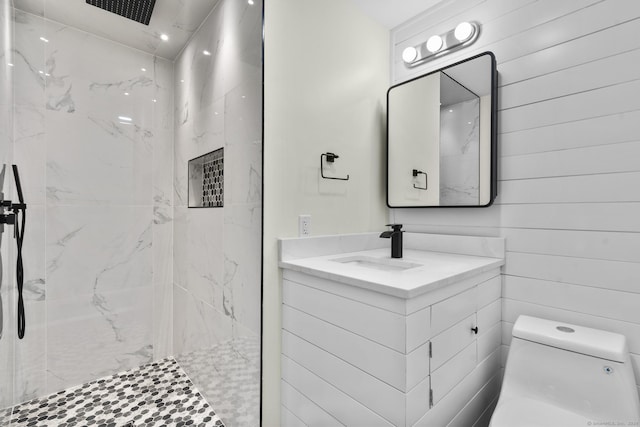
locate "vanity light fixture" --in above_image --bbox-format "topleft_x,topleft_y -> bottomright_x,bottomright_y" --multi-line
402,21 -> 479,67
426,35 -> 443,53
402,46 -> 418,63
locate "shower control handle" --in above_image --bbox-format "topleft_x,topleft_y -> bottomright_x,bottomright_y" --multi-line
471,326 -> 479,334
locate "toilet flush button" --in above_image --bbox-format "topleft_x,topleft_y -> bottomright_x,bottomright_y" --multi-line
556,326 -> 575,333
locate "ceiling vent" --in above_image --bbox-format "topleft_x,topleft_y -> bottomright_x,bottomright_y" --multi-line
85,0 -> 157,25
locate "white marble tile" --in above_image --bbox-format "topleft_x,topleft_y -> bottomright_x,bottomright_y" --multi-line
0,263 -> 14,409
46,286 -> 154,394
153,128 -> 173,212
13,105 -> 45,205
186,208 -> 225,311
224,76 -> 262,147
43,18 -> 156,125
173,128 -> 190,207
193,99 -> 226,154
46,206 -> 152,301
0,0 -> 14,410
224,203 -> 261,335
13,10 -> 45,108
172,207 -> 188,288
21,205 -> 45,303
152,56 -> 174,131
45,111 -> 154,205
8,2 -> 177,407
178,4 -> 226,114
172,283 -> 232,357
440,99 -> 480,205
14,300 -> 47,404
176,333 -> 260,427
224,140 -> 261,205
152,218 -> 173,360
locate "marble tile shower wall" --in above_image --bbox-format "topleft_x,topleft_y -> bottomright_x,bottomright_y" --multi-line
0,0 -> 14,410
439,98 -> 480,205
173,0 -> 262,425
10,9 -> 173,405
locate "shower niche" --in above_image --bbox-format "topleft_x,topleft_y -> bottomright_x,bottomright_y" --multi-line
188,148 -> 224,208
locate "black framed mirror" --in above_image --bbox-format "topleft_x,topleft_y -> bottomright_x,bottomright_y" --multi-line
386,51 -> 497,207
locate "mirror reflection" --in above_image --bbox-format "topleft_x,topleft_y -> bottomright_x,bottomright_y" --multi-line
387,52 -> 497,207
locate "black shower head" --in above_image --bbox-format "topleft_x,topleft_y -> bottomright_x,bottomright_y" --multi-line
85,0 -> 157,25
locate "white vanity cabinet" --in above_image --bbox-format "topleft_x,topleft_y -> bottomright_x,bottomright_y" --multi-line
279,233 -> 505,427
281,269 -> 502,427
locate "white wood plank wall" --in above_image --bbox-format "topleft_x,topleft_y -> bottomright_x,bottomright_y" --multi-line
390,0 -> 640,409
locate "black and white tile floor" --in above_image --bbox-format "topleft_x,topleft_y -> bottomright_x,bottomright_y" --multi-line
2,358 -> 225,427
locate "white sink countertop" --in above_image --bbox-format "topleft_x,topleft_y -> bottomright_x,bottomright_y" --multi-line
279,233 -> 505,299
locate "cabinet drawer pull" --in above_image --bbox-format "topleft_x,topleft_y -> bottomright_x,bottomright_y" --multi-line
471,326 -> 479,334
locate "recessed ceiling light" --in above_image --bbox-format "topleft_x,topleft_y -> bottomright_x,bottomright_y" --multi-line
203,50 -> 211,56
180,79 -> 184,83
7,63 -> 13,67
248,0 -> 254,4
124,92 -> 130,96
38,70 -> 43,74
152,99 -> 157,103
141,68 -> 146,72
40,36 -> 49,43
160,34 -> 169,42
449,109 -> 453,113
118,116 -> 132,121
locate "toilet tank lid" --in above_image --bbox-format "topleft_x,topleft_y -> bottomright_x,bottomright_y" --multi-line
512,315 -> 628,363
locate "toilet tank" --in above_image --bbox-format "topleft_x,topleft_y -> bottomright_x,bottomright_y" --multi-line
503,315 -> 640,422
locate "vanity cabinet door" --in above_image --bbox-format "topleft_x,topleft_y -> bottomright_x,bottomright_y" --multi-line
430,313 -> 477,371
430,286 -> 477,336
430,340 -> 477,405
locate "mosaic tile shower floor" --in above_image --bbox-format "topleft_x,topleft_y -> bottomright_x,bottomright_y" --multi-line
1,358 -> 225,427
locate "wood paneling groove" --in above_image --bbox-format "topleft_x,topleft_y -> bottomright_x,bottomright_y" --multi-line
500,110 -> 640,157
502,228 -> 640,263
504,252 -> 640,294
498,18 -> 640,87
497,172 -> 640,204
500,141 -> 640,179
499,48 -> 640,110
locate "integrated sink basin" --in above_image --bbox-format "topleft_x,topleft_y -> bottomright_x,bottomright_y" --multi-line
331,255 -> 421,272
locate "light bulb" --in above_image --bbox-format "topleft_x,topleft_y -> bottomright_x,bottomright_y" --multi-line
402,46 -> 418,63
426,35 -> 443,53
454,22 -> 474,41
160,34 -> 169,41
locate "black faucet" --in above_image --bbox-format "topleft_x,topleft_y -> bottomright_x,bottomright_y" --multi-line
380,224 -> 403,259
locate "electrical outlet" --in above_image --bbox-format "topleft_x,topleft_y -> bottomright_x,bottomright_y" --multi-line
298,215 -> 311,237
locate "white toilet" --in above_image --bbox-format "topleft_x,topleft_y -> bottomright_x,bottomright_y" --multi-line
490,315 -> 640,426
